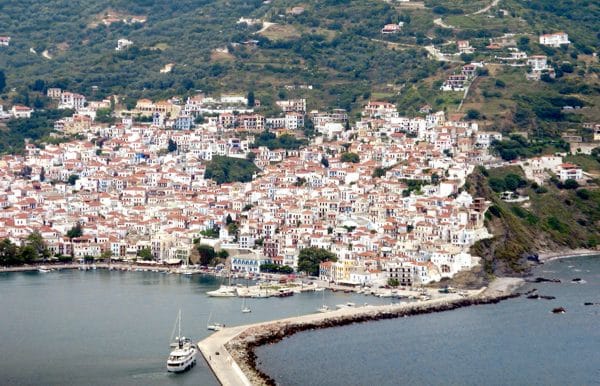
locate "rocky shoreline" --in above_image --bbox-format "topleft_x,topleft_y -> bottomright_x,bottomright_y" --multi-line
224,284 -> 522,386
537,249 -> 598,263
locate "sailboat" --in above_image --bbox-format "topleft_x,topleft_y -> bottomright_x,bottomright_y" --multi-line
241,297 -> 251,313
316,287 -> 329,313
206,311 -> 225,331
166,310 -> 197,373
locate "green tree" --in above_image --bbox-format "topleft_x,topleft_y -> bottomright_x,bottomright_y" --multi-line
168,138 -> 177,153
197,244 -> 216,266
26,231 -> 50,260
340,152 -> 360,163
0,70 -> 5,93
373,167 -> 386,178
387,277 -> 400,287
204,156 -> 259,184
0,239 -> 18,266
217,250 -> 229,259
200,227 -> 220,238
68,174 -> 79,186
297,247 -> 337,276
66,223 -> 83,239
466,109 -> 481,120
489,177 -> 506,192
247,90 -> 255,107
95,108 -> 115,124
504,174 -> 526,191
137,247 -> 154,261
562,179 -> 579,190
19,245 -> 39,263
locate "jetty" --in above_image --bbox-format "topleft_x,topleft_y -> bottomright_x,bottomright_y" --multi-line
198,278 -> 523,386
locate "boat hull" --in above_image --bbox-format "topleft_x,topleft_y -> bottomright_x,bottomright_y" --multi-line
167,349 -> 197,373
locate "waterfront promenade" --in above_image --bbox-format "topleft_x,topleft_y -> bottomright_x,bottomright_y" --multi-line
197,278 -> 524,386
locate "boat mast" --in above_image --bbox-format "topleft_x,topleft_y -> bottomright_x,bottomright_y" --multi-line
178,309 -> 181,340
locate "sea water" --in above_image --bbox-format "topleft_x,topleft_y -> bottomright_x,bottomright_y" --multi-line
256,256 -> 600,386
0,271 -> 389,385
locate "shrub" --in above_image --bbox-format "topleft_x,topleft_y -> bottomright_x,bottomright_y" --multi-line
576,189 -> 590,199
562,179 -> 579,190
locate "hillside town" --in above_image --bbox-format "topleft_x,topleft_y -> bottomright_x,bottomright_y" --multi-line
0,86 -> 584,288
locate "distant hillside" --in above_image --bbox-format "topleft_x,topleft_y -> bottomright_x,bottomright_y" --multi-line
0,0 -> 437,112
0,0 -> 600,111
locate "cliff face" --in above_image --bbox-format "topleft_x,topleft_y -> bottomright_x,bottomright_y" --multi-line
467,166 -> 600,276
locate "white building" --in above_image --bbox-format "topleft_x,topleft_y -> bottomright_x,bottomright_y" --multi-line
11,105 -> 33,119
276,99 -> 306,114
0,36 -> 10,46
116,39 -> 133,51
59,92 -> 86,110
285,112 -> 304,130
527,55 -> 548,72
558,163 -> 583,181
231,253 -> 266,273
381,23 -> 403,34
539,32 -> 570,47
475,132 -> 502,149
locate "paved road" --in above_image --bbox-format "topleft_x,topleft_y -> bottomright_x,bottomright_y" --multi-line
198,326 -> 254,386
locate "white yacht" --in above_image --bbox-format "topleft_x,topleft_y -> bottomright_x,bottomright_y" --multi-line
206,285 -> 237,297
167,311 -> 197,373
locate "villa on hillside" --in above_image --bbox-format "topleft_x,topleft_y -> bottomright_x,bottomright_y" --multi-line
381,23 -> 404,34
539,32 -> 570,47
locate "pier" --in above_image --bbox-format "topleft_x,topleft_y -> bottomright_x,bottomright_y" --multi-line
197,278 -> 524,386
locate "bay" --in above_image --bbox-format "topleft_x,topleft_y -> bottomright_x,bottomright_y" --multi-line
256,256 -> 600,386
0,270 -> 390,385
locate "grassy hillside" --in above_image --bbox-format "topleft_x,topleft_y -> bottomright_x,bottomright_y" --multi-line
1,1 -> 597,115
0,0 -> 438,112
467,166 -> 600,277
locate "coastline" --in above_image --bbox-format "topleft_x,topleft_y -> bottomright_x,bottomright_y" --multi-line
198,277 -> 524,386
537,249 -> 598,263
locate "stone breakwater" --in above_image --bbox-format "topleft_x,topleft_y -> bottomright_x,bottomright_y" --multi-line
222,291 -> 521,386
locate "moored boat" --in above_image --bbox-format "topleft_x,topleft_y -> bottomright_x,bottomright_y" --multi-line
167,310 -> 197,373
206,285 -> 237,297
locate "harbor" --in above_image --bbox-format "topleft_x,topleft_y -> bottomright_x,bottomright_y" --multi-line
197,277 -> 524,386
0,256 -> 597,385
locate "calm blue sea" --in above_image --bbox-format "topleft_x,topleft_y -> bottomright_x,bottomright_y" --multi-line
0,271 -> 388,385
256,256 -> 600,386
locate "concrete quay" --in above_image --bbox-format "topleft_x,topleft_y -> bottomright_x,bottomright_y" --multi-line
197,277 -> 524,386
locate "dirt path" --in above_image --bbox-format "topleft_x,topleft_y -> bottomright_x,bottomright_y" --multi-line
433,17 -> 454,29
471,0 -> 500,16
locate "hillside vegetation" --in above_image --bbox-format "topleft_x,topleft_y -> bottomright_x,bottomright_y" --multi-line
467,166 -> 600,276
1,0 -> 597,119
